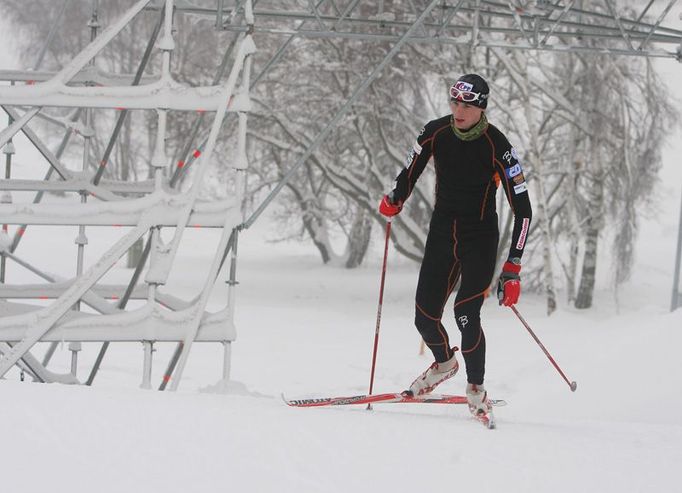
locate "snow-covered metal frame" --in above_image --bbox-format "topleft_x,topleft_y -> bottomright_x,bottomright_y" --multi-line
183,0 -> 682,59
0,0 -> 256,390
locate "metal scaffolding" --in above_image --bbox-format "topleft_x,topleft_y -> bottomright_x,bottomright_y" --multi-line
0,0 -> 680,390
166,0 -> 682,58
0,0 -> 255,389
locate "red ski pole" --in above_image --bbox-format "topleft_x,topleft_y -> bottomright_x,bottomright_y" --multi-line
510,305 -> 577,392
366,218 -> 392,409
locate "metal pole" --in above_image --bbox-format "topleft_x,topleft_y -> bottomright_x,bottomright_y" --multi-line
510,306 -> 577,392
366,219 -> 392,409
70,1 -> 100,377
216,0 -> 224,29
83,9 -> 165,382
222,342 -> 231,381
159,342 -> 183,390
1,99 -> 14,283
671,186 -> 682,312
141,341 -> 153,389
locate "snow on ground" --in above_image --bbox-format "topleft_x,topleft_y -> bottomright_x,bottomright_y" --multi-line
1,207 -> 681,492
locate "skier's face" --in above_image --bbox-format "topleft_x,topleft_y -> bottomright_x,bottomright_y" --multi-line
450,101 -> 484,130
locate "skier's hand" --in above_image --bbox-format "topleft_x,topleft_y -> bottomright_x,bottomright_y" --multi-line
497,258 -> 521,307
379,192 -> 402,217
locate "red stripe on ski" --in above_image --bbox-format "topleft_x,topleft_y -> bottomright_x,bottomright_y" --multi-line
282,392 -> 506,408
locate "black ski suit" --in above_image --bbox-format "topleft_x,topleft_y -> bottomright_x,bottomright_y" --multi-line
392,115 -> 532,385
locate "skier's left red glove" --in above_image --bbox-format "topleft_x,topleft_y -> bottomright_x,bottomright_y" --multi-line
497,258 -> 521,307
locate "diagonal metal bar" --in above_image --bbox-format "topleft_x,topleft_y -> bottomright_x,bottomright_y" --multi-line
638,0 -> 677,51
333,0 -> 362,31
1,343 -> 44,383
169,0 -> 264,186
226,0 -> 248,25
169,0 -> 332,187
169,32 -> 242,188
328,0 -> 341,14
0,107 -> 41,149
85,236 -> 152,385
539,0 -> 576,46
636,0 -> 656,24
34,0 -> 72,71
159,228 -> 237,390
161,36 -> 257,390
52,0 -> 152,86
0,221 -> 151,378
2,251 -> 131,315
159,341 -> 183,390
252,0 -> 333,88
8,109 -> 82,253
242,0 -> 443,230
1,106 -> 72,180
161,4 -> 257,387
507,1 -> 535,47
93,7 -> 164,186
308,0 -> 327,30
604,0 -> 635,51
406,0 -> 430,38
436,0 -> 467,37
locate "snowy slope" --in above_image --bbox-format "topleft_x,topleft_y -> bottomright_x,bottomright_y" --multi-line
1,215 -> 681,493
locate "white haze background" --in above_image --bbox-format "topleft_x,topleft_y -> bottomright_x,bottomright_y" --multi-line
0,12 -> 681,493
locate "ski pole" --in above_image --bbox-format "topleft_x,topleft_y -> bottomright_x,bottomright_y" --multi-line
367,218 -> 392,409
510,305 -> 577,392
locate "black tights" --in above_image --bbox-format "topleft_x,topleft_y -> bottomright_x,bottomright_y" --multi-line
414,210 -> 498,385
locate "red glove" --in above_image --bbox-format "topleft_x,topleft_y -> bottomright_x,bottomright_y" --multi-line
497,259 -> 521,307
379,193 -> 402,217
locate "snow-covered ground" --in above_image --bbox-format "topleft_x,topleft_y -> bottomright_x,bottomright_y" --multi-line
2,14 -> 682,493
2,199 -> 681,492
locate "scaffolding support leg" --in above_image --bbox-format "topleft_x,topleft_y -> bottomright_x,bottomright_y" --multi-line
141,341 -> 153,390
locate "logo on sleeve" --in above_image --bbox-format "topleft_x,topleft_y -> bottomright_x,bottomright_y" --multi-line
413,141 -> 422,155
506,163 -> 522,179
503,147 -> 522,165
514,183 -> 528,195
516,218 -> 530,249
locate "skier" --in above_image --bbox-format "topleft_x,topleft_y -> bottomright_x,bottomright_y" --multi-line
378,74 -> 532,418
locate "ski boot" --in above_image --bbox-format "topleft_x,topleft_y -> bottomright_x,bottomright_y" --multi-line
405,350 -> 459,396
